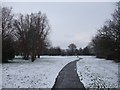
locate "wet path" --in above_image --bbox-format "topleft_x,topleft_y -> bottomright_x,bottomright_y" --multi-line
52,59 -> 86,89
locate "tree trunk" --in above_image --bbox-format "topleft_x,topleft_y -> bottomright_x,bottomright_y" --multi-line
23,54 -> 29,60
31,55 -> 35,62
38,54 -> 40,58
31,52 -> 36,62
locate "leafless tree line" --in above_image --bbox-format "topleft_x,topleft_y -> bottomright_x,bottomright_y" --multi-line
92,2 -> 120,62
2,7 -> 50,62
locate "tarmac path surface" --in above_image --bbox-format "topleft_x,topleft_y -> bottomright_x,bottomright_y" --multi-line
52,59 -> 86,90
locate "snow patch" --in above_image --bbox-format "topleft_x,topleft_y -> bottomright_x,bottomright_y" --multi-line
0,64 -> 2,90
77,56 -> 119,88
2,56 -> 78,88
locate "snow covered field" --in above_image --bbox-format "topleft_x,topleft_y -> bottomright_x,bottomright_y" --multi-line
0,64 -> 2,90
2,56 -> 78,88
77,56 -> 119,88
2,56 -> 119,89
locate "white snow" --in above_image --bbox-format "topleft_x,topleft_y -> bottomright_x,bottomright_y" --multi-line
0,63 -> 2,90
77,56 -> 119,88
2,56 -> 78,88
2,56 -> 119,88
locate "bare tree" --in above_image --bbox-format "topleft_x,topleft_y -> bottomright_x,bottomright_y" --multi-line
14,14 -> 30,60
92,2 -> 120,61
2,7 -> 14,40
14,12 -> 50,62
2,7 -> 15,62
68,43 -> 77,55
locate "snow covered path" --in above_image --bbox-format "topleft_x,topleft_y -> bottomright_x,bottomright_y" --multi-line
77,56 -> 119,88
2,56 -> 78,88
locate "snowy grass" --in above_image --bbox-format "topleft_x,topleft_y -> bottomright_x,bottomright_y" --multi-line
77,56 -> 119,88
2,56 -> 78,88
2,56 -> 119,89
0,64 -> 2,90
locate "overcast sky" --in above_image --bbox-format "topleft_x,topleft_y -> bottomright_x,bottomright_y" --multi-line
3,2 -> 116,49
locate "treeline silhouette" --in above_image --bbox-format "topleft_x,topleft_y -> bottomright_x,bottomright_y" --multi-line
2,7 -> 50,62
2,2 -> 120,63
2,7 -> 92,63
41,44 -> 93,56
91,2 -> 120,62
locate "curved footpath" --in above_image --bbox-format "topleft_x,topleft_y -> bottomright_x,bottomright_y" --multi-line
52,58 -> 86,90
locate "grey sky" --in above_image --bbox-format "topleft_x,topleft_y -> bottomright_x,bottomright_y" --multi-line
3,2 -> 116,49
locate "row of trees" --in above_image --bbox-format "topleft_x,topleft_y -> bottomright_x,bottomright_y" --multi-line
2,7 -> 50,62
67,43 -> 92,55
91,2 -> 120,62
2,7 -> 92,63
42,43 -> 93,56
3,2 -> 120,63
